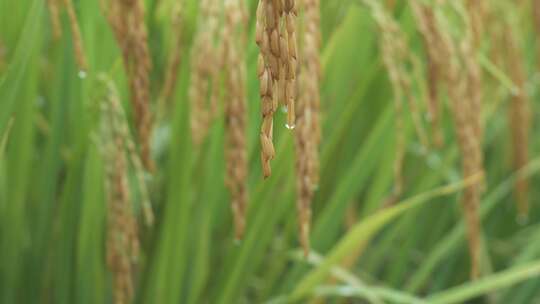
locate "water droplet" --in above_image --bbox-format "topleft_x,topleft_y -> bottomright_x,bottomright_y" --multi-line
285,123 -> 295,130
78,70 -> 87,79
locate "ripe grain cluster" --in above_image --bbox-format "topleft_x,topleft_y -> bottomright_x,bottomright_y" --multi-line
99,81 -> 142,304
103,0 -> 154,171
365,0 -> 428,201
256,0 -> 298,178
46,0 -> 88,71
159,3 -> 185,113
46,0 -> 62,41
222,0 -> 249,240
189,0 -> 222,146
411,1 -> 485,278
295,0 -> 321,256
412,2 -> 444,146
501,15 -> 532,219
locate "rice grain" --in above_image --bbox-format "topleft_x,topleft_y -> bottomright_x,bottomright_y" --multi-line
503,25 -> 531,218
103,0 -> 154,171
223,0 -> 249,240
295,0 -> 321,256
99,80 -> 141,304
47,0 -> 63,41
189,0 -> 222,146
63,0 -> 88,71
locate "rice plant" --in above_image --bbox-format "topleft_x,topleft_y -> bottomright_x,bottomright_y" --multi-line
1,0 -> 540,303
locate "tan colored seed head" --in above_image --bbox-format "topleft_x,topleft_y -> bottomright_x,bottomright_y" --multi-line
295,0 -> 321,256
47,0 -> 63,41
223,0 -> 249,240
365,0 -> 428,200
502,21 -> 531,219
423,1 -> 484,279
412,1 -> 444,147
189,0 -> 222,146
158,2 -> 184,119
99,79 -> 142,304
102,0 -> 154,172
256,0 -> 299,178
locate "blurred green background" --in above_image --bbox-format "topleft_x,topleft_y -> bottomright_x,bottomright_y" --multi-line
1,0 -> 540,303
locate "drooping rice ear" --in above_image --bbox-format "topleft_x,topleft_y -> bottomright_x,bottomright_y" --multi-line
386,0 -> 397,11
463,0 -> 484,153
503,25 -> 531,219
63,0 -> 88,72
102,0 -> 154,171
283,0 -> 297,129
432,3 -> 484,279
257,0 -> 299,179
158,3 -> 184,119
411,2 -> 444,147
189,0 -> 222,146
109,85 -> 155,227
295,0 -> 321,256
366,0 -> 428,200
99,78 -> 141,304
47,0 -> 63,41
223,0 -> 249,240
256,0 -> 277,178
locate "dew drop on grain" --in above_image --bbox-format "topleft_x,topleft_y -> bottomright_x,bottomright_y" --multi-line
285,123 -> 295,130
78,70 -> 87,79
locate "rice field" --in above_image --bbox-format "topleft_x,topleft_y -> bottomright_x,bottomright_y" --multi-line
1,0 -> 540,303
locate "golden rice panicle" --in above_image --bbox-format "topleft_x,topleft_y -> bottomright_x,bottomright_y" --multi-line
365,0 -> 429,199
223,0 -> 249,240
47,0 -> 63,41
283,0 -> 298,129
256,0 -> 279,178
386,0 -> 397,11
63,0 -> 88,71
159,2 -> 184,116
110,90 -> 155,227
374,6 -> 405,198
433,5 -> 483,279
446,50 -> 483,280
189,0 -> 221,146
411,2 -> 444,147
465,0 -> 486,50
463,1 -> 484,150
256,0 -> 299,178
103,0 -> 154,171
503,25 -> 531,219
295,0 -> 321,257
534,0 -> 540,69
100,81 -> 140,304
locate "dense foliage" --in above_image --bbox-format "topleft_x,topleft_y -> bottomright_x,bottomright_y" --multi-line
0,0 -> 540,303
